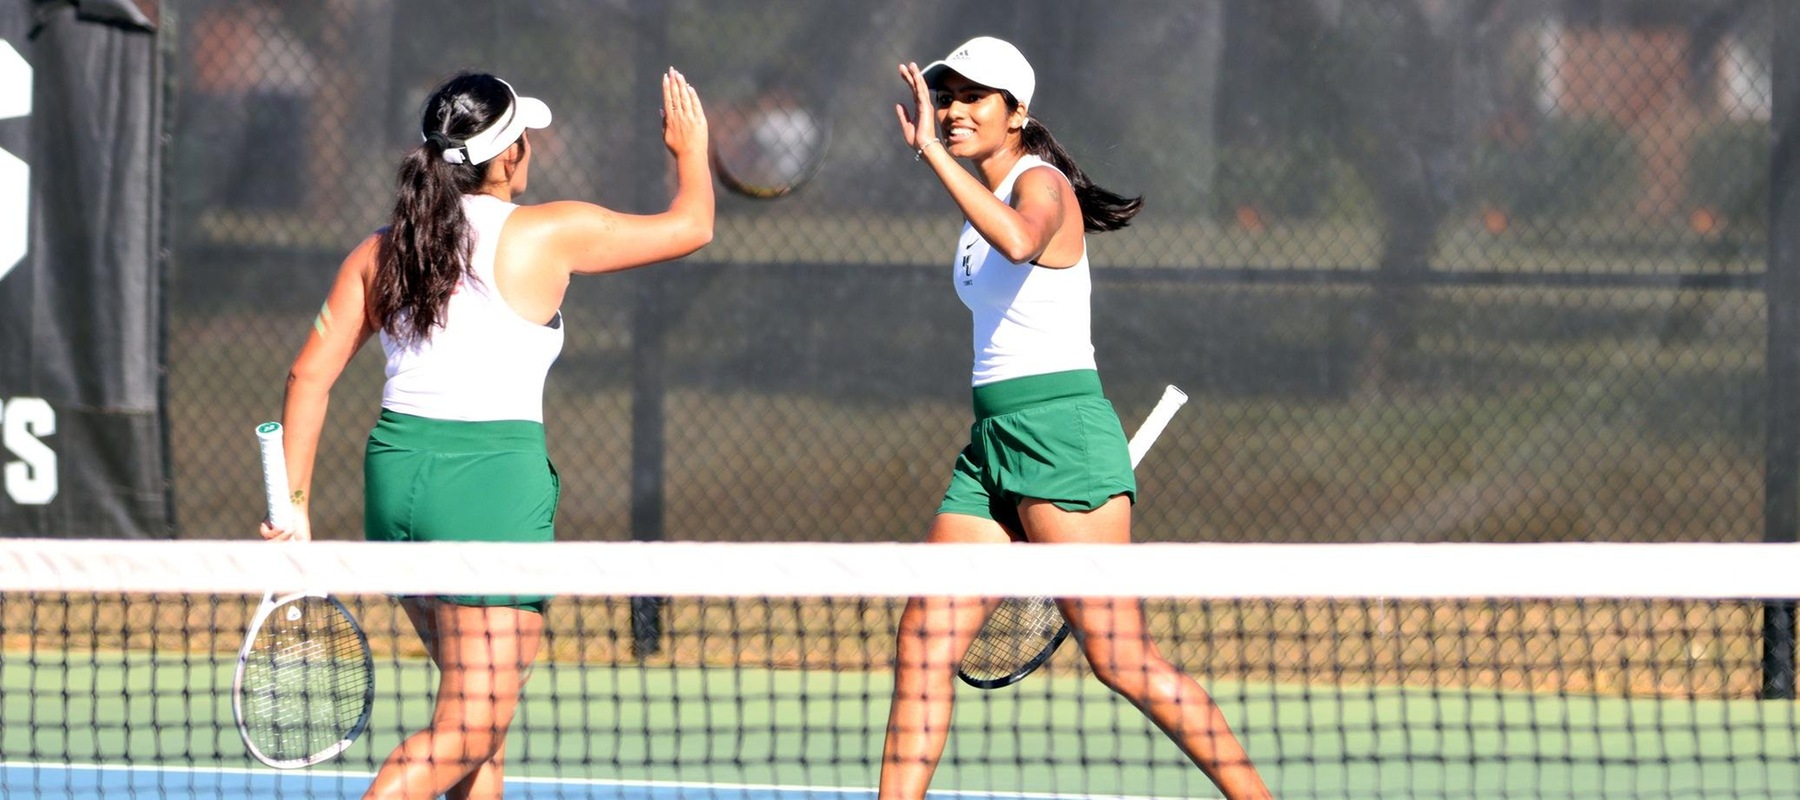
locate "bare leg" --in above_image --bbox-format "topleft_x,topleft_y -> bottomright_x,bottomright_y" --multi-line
878,513 -> 1010,800
445,740 -> 509,800
363,599 -> 544,800
1020,497 -> 1272,800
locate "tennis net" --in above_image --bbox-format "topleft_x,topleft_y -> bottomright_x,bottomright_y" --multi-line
3,539 -> 1799,799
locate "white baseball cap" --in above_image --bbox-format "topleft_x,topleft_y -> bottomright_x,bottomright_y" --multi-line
921,36 -> 1035,110
428,78 -> 552,166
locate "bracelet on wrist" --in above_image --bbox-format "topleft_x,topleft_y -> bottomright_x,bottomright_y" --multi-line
915,139 -> 941,161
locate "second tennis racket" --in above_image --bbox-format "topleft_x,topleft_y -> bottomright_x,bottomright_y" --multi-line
956,385 -> 1189,690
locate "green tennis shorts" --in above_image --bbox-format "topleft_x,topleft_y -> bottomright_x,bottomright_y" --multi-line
937,369 -> 1137,534
364,409 -> 559,613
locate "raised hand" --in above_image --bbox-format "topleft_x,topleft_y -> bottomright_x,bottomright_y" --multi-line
893,61 -> 940,152
662,67 -> 708,160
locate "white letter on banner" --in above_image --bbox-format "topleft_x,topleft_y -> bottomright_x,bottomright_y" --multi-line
0,40 -> 31,283
2,398 -> 58,505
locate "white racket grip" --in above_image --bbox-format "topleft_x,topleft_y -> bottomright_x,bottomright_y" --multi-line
1127,385 -> 1188,468
256,422 -> 297,532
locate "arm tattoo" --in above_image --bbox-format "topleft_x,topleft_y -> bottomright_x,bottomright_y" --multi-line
313,302 -> 333,338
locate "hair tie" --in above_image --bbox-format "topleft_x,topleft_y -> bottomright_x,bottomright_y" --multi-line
425,131 -> 471,165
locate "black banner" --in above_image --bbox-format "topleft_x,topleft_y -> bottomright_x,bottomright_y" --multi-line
0,1 -> 169,538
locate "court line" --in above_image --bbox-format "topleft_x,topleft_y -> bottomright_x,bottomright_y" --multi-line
0,762 -> 1185,800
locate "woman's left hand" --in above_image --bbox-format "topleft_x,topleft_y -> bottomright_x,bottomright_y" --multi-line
893,62 -> 940,153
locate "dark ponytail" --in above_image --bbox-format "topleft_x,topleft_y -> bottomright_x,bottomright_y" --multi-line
373,73 -> 513,344
1006,93 -> 1143,232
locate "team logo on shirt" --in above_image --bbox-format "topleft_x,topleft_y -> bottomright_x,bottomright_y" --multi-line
960,234 -> 977,285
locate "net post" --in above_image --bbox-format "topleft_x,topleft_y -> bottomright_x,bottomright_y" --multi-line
1762,0 -> 1800,701
1764,602 -> 1798,699
626,0 -> 671,660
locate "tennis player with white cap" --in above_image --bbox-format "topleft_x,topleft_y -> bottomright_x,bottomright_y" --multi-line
262,69 -> 713,800
879,37 -> 1272,800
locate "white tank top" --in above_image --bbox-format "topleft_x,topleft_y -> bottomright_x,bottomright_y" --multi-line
380,194 -> 565,422
953,155 -> 1096,387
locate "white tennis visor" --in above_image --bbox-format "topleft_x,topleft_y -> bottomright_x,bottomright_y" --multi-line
431,79 -> 552,166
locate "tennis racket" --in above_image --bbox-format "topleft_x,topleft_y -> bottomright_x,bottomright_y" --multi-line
710,91 -> 832,199
957,385 -> 1190,690
232,422 -> 375,769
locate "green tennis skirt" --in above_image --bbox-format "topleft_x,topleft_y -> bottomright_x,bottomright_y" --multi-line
364,409 -> 559,612
936,369 -> 1137,535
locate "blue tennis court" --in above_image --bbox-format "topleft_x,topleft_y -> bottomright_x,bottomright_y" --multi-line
2,763 -> 1107,800
2,763 -> 895,800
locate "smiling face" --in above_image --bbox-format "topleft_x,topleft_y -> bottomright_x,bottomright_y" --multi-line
930,72 -> 1028,160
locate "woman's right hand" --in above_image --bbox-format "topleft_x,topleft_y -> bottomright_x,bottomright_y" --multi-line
258,509 -> 310,542
893,61 -> 940,152
662,67 -> 708,160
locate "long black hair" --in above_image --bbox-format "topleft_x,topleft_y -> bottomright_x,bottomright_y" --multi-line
1004,91 -> 1143,232
373,72 -> 514,344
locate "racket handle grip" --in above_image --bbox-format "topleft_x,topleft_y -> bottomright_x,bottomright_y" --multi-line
1128,385 -> 1188,469
256,422 -> 297,533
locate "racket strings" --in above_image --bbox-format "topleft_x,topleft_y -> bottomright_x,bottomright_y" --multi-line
240,596 -> 373,763
712,102 -> 831,199
958,596 -> 1066,682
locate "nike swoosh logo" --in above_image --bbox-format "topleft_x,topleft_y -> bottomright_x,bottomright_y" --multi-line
964,241 -> 975,250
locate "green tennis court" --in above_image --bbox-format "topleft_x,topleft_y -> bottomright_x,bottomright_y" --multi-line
7,650 -> 1797,799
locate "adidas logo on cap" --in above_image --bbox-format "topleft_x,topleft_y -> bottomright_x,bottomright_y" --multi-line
921,36 -> 1036,110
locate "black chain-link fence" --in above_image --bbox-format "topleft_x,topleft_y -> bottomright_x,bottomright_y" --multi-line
168,0 -> 1781,547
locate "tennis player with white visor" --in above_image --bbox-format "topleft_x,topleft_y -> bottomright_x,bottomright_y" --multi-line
260,68 -> 713,800
880,36 -> 1272,800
